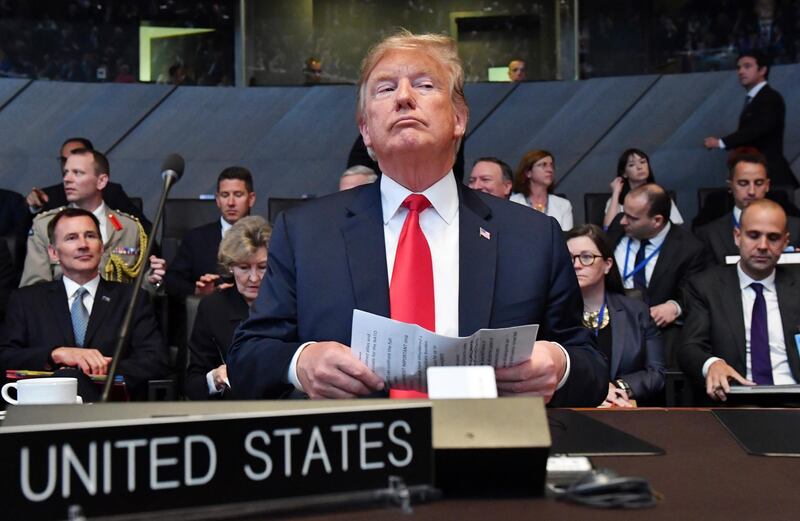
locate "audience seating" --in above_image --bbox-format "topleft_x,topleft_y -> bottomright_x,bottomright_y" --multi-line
584,193 -> 611,226
161,199 -> 218,264
267,197 -> 312,225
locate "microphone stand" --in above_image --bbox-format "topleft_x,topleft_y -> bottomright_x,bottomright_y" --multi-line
101,172 -> 178,402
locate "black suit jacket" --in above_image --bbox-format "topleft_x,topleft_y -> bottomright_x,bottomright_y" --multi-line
185,288 -> 249,400
607,217 -> 708,308
696,211 -> 800,265
228,178 -> 608,406
164,221 -> 223,297
22,181 -> 152,233
0,279 -> 169,398
0,188 -> 26,237
678,265 -> 800,387
606,292 -> 665,400
723,84 -> 798,189
0,240 -> 14,323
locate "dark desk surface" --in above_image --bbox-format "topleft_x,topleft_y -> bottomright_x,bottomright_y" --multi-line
254,409 -> 799,521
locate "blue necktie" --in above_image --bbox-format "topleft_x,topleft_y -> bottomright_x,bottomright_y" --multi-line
749,283 -> 773,385
71,287 -> 89,347
633,239 -> 650,292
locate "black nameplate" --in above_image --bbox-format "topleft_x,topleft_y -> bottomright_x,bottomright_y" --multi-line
0,404 -> 432,521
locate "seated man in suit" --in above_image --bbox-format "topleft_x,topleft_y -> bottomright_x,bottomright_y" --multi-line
679,199 -> 800,401
468,157 -> 513,199
606,184 -> 707,364
24,137 -> 151,232
695,148 -> 800,265
0,208 -> 169,399
20,148 -> 165,288
228,31 -> 608,406
163,166 -> 256,297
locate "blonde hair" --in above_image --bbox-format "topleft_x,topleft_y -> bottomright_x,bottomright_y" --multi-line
217,216 -> 272,270
355,29 -> 467,124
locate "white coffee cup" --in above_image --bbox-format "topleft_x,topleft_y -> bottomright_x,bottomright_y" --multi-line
1,377 -> 83,405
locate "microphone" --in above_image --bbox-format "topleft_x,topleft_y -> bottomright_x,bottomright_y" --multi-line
161,153 -> 185,183
102,153 -> 185,402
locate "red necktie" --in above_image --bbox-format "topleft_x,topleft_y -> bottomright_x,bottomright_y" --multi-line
389,194 -> 434,399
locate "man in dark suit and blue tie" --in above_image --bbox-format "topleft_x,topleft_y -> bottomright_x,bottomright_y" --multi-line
703,51 -> 798,190
679,199 -> 800,401
0,208 -> 168,399
228,31 -> 607,406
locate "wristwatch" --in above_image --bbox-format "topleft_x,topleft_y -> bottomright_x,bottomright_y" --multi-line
614,379 -> 632,398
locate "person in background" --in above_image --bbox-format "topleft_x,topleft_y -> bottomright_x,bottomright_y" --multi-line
185,216 -> 271,400
468,157 -> 513,199
566,224 -> 665,407
603,148 -> 683,228
339,165 -> 378,191
510,149 -> 573,231
508,59 -> 526,82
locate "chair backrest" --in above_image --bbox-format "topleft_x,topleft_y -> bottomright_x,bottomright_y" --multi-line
584,193 -> 611,226
129,197 -> 143,214
268,197 -> 312,225
162,199 -> 219,263
185,295 -> 203,348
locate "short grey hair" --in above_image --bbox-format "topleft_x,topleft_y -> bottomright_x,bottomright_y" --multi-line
217,215 -> 272,270
341,165 -> 378,182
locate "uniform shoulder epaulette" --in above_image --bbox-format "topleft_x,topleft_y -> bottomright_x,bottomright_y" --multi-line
108,208 -> 140,223
33,206 -> 68,221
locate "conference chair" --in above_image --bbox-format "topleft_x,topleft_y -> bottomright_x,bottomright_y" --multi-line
267,197 -> 312,225
161,199 -> 219,264
584,193 -> 611,227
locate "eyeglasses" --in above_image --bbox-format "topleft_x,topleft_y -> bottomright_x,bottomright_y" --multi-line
571,253 -> 604,267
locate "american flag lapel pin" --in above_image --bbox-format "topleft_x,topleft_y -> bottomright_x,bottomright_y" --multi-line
479,227 -> 491,240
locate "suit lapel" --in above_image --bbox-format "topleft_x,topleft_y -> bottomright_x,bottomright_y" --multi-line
776,270 -> 800,382
84,280 -> 115,347
341,183 -> 390,317
49,281 -> 76,346
648,226 -> 675,296
718,268 -> 747,371
458,187 -> 496,336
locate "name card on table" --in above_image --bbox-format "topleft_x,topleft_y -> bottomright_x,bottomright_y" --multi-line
0,402 -> 432,521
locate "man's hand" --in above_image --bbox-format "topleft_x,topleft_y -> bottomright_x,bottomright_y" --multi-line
194,273 -> 232,295
211,364 -> 229,391
146,255 -> 167,285
26,187 -> 48,210
650,302 -> 679,327
703,137 -> 720,149
51,347 -> 112,375
297,341 -> 384,399
495,341 -> 567,403
706,359 -> 754,401
599,382 -> 634,408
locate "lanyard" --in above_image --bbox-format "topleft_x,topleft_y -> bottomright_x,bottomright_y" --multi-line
593,299 -> 607,337
623,238 -> 663,281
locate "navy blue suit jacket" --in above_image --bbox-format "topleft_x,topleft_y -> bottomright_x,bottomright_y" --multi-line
228,179 -> 608,406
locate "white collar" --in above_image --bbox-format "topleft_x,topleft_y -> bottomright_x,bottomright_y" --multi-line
733,206 -> 743,223
737,262 -> 776,292
647,221 -> 671,247
381,172 -> 459,226
63,274 -> 101,299
747,81 -> 767,99
220,216 -> 233,236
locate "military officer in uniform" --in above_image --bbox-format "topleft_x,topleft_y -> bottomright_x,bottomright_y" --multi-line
20,148 -> 165,288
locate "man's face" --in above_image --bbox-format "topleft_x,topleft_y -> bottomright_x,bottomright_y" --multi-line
620,193 -> 661,240
508,60 -> 526,82
468,161 -> 511,198
359,48 -> 466,167
735,205 -> 788,279
63,153 -> 107,207
737,56 -> 767,90
47,215 -> 103,279
216,179 -> 255,225
728,161 -> 770,209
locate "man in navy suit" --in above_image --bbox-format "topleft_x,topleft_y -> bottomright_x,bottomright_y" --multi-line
228,31 -> 607,406
163,167 -> 256,297
704,51 -> 798,189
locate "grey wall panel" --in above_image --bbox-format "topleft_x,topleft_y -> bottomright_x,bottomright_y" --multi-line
0,81 -> 173,194
771,65 -> 800,170
463,82 -> 517,136
0,78 -> 30,108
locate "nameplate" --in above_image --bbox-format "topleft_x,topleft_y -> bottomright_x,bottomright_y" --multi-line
0,403 -> 432,521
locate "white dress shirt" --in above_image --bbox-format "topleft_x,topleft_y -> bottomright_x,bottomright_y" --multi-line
63,274 -> 101,318
289,172 -> 570,391
719,81 -> 767,149
220,216 -> 232,236
614,222 -> 671,290
702,264 -> 795,383
509,193 -> 574,231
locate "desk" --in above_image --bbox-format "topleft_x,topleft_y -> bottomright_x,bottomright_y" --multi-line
252,409 -> 799,521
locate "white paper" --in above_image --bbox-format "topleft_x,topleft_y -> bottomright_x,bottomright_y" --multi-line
350,309 -> 538,392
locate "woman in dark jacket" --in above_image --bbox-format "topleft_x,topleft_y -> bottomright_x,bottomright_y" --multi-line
566,224 -> 665,406
184,216 -> 271,400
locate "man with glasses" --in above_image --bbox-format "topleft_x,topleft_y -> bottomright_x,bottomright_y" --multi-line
24,137 -> 151,232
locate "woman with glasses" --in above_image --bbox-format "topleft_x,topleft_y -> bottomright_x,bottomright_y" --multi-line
185,216 -> 271,400
566,224 -> 665,406
510,149 -> 574,231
